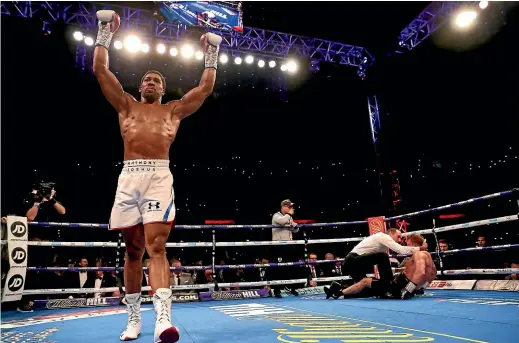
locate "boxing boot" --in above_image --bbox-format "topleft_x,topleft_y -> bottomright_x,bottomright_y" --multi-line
120,293 -> 142,341
324,281 -> 343,299
153,288 -> 180,343
415,281 -> 429,295
401,281 -> 417,300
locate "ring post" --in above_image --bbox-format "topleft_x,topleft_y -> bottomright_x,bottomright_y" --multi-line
115,231 -> 124,294
431,218 -> 444,276
212,229 -> 218,290
302,226 -> 310,286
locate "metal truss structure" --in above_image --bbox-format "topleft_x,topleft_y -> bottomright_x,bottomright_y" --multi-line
367,95 -> 381,152
397,1 -> 471,50
1,1 -> 373,71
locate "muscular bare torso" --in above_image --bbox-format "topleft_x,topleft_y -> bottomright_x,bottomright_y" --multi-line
120,99 -> 180,160
404,251 -> 437,282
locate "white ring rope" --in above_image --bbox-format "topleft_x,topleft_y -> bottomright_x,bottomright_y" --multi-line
22,268 -> 519,295
402,215 -> 518,236
6,214 -> 516,248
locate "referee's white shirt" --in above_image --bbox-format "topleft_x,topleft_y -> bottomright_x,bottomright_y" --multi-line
351,232 -> 419,256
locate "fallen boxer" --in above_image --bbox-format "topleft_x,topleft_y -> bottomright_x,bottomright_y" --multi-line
325,234 -> 436,300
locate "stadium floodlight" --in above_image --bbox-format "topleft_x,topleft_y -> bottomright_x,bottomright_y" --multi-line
124,35 -> 141,53
73,31 -> 83,41
455,10 -> 477,28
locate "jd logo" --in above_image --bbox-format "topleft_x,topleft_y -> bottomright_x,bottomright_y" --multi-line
11,247 -> 27,264
148,202 -> 161,211
7,274 -> 24,292
10,221 -> 27,238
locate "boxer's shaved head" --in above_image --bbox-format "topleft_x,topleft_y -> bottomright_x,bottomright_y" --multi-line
141,70 -> 166,89
140,70 -> 166,103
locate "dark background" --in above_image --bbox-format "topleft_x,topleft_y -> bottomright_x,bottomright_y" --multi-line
1,2 -> 518,264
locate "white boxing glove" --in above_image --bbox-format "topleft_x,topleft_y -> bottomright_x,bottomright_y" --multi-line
95,10 -> 120,50
201,32 -> 222,69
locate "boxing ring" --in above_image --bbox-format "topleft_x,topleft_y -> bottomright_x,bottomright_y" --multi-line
2,189 -> 519,343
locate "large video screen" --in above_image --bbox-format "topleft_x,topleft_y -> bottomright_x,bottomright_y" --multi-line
157,1 -> 243,33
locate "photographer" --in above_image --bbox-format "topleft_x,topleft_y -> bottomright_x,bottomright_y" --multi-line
26,182 -> 66,222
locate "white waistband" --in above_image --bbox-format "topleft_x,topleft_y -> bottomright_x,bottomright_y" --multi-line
122,159 -> 170,173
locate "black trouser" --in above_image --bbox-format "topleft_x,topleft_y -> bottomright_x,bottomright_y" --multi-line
268,244 -> 300,293
343,252 -> 393,284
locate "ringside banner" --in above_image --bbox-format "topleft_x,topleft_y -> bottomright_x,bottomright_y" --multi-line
34,297 -> 120,310
2,216 -> 28,303
475,280 -> 519,292
123,293 -> 199,305
427,280 -> 476,290
158,1 -> 243,32
200,289 -> 268,301
279,286 -> 325,297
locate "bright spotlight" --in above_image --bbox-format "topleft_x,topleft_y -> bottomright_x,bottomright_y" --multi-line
141,44 -> 150,53
287,60 -> 297,73
170,47 -> 178,57
245,55 -> 254,64
84,36 -> 94,46
114,40 -> 123,50
269,60 -> 276,68
73,31 -> 83,41
157,44 -> 166,54
258,60 -> 265,68
455,10 -> 477,28
280,64 -> 287,72
234,57 -> 242,65
181,45 -> 194,58
195,51 -> 204,60
479,1 -> 488,9
220,54 -> 229,64
124,35 -> 141,53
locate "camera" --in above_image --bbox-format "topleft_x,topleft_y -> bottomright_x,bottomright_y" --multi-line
25,182 -> 55,204
38,182 -> 55,198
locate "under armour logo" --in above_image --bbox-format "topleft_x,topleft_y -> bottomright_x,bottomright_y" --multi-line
148,201 -> 161,210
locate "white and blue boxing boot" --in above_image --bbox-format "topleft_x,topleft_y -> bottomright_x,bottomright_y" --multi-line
153,288 -> 180,343
120,293 -> 142,341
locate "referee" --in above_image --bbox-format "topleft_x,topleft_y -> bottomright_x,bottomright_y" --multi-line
342,228 -> 426,292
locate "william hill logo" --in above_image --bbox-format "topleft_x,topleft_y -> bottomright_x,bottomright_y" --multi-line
211,290 -> 261,300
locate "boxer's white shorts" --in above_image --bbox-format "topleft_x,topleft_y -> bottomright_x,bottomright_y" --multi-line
109,160 -> 176,229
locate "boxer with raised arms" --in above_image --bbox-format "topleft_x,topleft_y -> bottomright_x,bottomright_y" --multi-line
93,10 -> 222,343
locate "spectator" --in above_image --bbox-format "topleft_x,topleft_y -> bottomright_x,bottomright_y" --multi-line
65,257 -> 94,297
227,269 -> 247,290
477,236 -> 488,248
249,257 -> 272,285
439,239 -> 450,252
141,258 -> 152,295
170,259 -> 194,292
321,253 -> 336,277
505,263 -> 519,280
90,271 -> 117,298
191,260 -> 204,284
467,235 -> 496,270
307,253 -> 321,287
331,257 -> 344,278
